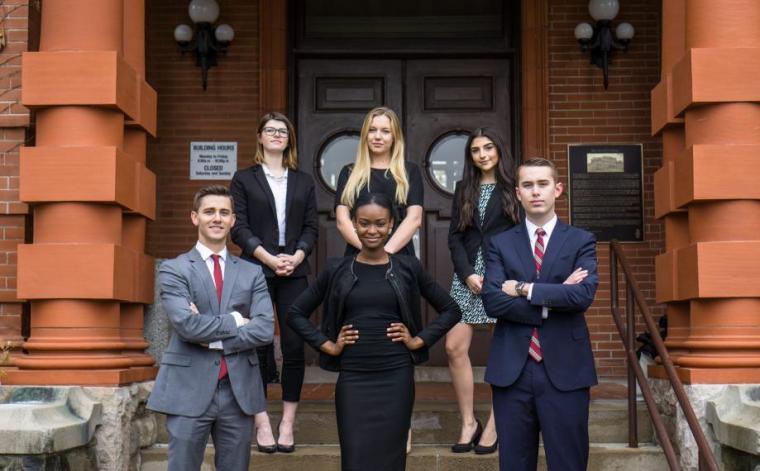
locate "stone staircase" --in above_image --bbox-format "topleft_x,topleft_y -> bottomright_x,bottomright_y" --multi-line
140,380 -> 668,470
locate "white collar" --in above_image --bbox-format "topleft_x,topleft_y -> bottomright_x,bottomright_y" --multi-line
195,240 -> 228,262
261,164 -> 288,179
525,214 -> 558,239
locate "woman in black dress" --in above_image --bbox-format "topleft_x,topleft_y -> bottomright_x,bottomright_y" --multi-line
287,193 -> 461,470
230,112 -> 318,452
335,106 -> 423,257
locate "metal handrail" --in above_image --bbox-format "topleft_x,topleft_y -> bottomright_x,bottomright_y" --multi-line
609,240 -> 719,471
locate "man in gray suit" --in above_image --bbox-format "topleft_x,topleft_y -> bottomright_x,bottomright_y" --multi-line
147,185 -> 274,471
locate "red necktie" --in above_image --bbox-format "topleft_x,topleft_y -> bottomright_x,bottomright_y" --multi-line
528,228 -> 546,362
211,254 -> 228,379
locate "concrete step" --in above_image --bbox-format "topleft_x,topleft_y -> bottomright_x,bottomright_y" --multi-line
141,443 -> 667,471
154,398 -> 654,446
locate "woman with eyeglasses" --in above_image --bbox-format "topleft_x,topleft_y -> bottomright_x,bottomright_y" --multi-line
230,112 -> 318,454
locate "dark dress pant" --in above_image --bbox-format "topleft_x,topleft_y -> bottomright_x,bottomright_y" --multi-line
492,359 -> 590,471
165,378 -> 253,471
257,275 -> 308,402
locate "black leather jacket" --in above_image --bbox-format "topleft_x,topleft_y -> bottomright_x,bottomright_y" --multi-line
287,254 -> 462,371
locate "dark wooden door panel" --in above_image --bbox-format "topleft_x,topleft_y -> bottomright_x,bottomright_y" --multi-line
423,214 -> 454,365
298,59 -> 403,211
298,60 -> 403,365
297,58 -> 513,366
406,59 -> 513,365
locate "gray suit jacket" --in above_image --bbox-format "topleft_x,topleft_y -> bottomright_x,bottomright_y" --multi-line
147,247 -> 274,417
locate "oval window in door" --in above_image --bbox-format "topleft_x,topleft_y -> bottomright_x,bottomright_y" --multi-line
427,132 -> 469,194
318,132 -> 360,191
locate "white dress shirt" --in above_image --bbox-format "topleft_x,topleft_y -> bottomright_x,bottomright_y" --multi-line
195,240 -> 228,281
194,241 -> 244,349
262,164 -> 288,247
525,215 -> 558,319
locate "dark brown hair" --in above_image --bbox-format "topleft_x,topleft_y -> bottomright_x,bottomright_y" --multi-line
456,128 -> 519,231
192,185 -> 234,211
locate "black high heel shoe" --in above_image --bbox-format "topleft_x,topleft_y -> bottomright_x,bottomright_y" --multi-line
276,443 -> 295,453
256,425 -> 277,453
276,421 -> 296,453
256,443 -> 277,454
474,437 -> 498,455
451,419 -> 483,453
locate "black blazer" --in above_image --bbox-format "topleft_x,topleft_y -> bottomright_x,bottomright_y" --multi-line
287,254 -> 462,371
448,181 -> 517,282
230,165 -> 318,278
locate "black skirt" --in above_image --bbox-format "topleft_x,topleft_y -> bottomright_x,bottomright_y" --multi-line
335,365 -> 414,471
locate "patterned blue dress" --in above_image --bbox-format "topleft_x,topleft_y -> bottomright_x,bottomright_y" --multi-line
449,183 -> 497,324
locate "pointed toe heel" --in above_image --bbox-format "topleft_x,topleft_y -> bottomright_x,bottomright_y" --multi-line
474,438 -> 498,455
276,443 -> 295,453
257,443 -> 277,454
450,419 -> 483,453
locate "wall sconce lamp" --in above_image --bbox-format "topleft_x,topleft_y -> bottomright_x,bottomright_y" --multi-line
574,0 -> 634,89
174,0 -> 235,91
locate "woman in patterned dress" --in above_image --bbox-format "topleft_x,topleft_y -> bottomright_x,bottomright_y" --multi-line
446,128 -> 520,454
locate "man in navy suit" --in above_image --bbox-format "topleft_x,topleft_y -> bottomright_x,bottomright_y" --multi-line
482,158 -> 599,470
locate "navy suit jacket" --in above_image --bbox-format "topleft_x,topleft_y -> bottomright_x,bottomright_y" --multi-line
482,219 -> 599,391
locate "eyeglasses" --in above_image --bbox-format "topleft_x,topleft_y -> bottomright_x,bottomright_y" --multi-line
262,127 -> 289,137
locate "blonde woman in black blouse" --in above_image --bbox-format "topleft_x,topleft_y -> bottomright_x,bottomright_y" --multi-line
334,106 -> 424,257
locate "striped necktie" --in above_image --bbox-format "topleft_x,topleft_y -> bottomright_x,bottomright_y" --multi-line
528,228 -> 546,362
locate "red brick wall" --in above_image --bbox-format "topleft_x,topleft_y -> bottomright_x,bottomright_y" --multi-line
548,0 -> 663,377
144,0 -> 664,378
146,0 -> 260,258
0,0 -> 36,358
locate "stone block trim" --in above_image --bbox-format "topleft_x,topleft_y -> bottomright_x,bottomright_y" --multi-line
20,146 -> 156,218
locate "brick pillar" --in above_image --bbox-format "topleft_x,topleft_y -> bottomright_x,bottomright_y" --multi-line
651,0 -> 690,371
652,0 -> 760,384
0,1 -> 36,372
120,0 -> 156,373
7,0 -> 157,385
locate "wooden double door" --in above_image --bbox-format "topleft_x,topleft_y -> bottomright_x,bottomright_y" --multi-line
296,58 -> 514,365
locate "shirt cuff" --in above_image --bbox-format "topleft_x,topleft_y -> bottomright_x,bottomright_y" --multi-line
208,340 -> 223,350
526,283 -> 534,301
230,311 -> 246,327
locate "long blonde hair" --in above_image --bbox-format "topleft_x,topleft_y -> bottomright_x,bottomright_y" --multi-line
253,112 -> 298,170
340,107 -> 408,208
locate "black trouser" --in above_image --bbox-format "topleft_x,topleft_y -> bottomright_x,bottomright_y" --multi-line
257,274 -> 308,402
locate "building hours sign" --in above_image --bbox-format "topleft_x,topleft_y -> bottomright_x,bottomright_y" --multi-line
190,141 -> 237,180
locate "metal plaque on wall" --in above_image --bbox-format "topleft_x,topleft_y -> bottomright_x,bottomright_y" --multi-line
567,144 -> 644,242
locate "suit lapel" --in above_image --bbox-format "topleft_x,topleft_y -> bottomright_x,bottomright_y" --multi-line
538,220 -> 570,281
252,165 -> 278,221
512,222 -> 536,279
188,248 -> 220,316
477,187 -> 499,232
285,169 -> 296,223
221,255 -> 239,312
